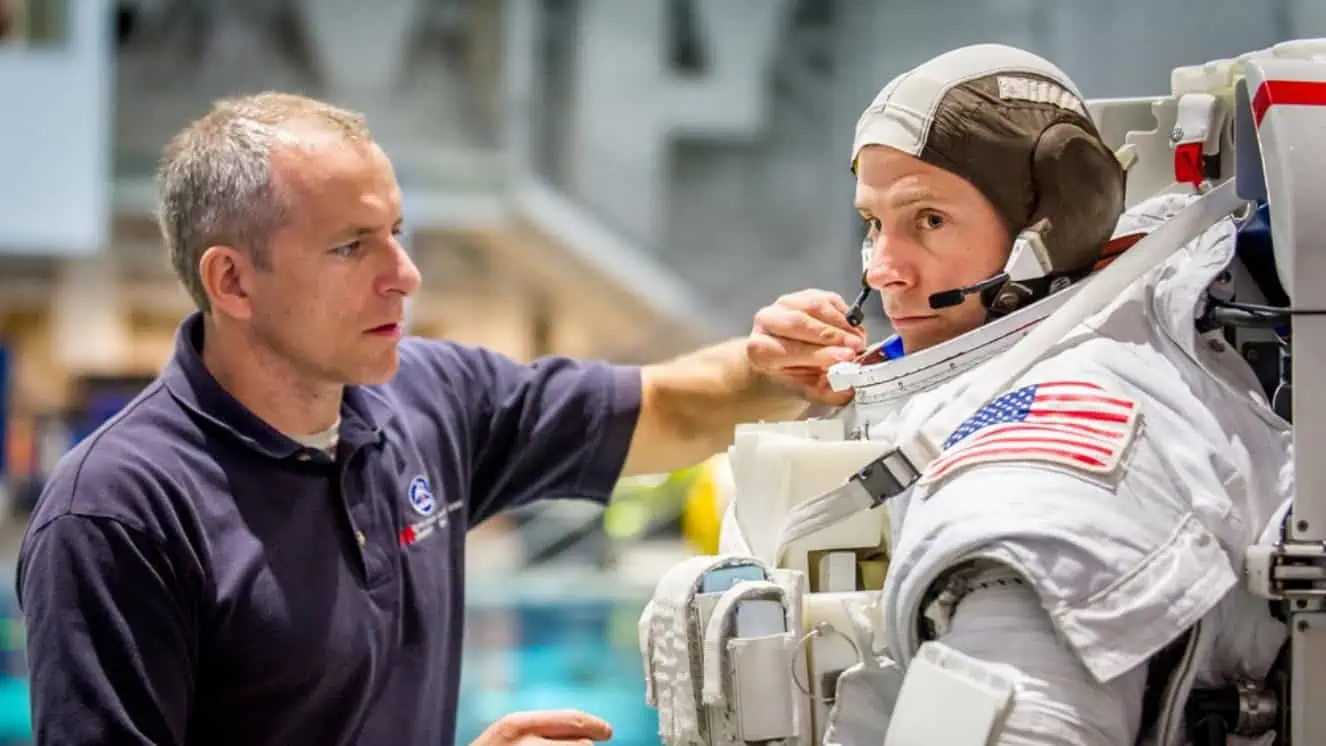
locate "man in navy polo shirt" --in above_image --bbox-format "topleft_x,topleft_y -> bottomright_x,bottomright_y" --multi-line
15,93 -> 869,746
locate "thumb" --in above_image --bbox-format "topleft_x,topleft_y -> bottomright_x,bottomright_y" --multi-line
486,710 -> 614,743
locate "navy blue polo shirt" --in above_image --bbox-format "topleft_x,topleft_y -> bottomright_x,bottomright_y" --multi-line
15,313 -> 642,746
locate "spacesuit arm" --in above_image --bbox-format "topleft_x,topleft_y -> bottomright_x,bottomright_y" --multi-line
937,560 -> 1148,746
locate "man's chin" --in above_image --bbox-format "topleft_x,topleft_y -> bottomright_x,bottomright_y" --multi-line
896,327 -> 956,355
892,312 -> 989,354
346,352 -> 401,386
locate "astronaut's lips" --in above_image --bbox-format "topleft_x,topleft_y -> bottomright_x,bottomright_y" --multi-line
888,315 -> 939,328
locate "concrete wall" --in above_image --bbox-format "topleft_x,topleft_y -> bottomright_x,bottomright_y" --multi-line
0,0 -> 113,256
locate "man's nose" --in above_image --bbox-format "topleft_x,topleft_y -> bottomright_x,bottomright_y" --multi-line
864,234 -> 913,290
383,239 -> 423,296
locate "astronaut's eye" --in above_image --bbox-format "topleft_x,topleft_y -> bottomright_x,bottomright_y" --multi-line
916,211 -> 945,231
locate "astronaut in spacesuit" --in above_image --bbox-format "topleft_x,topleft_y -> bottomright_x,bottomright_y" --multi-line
743,44 -> 1293,744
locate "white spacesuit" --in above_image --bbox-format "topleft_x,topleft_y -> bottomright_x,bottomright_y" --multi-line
860,192 -> 1287,746
639,41 -> 1326,746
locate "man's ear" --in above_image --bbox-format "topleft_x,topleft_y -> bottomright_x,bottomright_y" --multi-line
1029,122 -> 1126,273
198,245 -> 254,320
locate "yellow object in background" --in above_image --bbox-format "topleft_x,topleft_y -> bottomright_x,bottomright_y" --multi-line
681,455 -> 731,554
604,455 -> 733,553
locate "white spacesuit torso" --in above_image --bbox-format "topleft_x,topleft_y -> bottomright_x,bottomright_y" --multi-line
880,190 -> 1290,680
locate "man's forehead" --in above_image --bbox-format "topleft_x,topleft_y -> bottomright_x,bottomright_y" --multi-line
273,136 -> 398,199
854,175 -> 949,212
272,132 -> 377,181
855,147 -> 958,204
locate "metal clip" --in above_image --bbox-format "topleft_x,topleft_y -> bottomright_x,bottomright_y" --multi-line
790,622 -> 862,704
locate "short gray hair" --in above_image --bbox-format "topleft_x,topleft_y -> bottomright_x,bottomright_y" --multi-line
156,91 -> 372,311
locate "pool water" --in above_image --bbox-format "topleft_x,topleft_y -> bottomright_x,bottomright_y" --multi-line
457,598 -> 659,746
0,587 -> 30,744
0,581 -> 659,746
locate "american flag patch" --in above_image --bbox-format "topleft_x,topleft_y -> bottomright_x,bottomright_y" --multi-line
918,380 -> 1139,486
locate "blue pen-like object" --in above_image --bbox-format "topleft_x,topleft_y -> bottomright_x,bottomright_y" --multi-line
881,334 -> 905,360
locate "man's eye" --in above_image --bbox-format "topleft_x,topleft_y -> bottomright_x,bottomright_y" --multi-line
917,211 -> 945,230
333,240 -> 362,257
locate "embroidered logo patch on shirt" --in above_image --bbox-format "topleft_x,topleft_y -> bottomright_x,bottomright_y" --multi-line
918,380 -> 1139,486
407,475 -> 436,517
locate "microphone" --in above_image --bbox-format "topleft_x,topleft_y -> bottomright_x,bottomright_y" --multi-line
846,271 -> 872,327
927,272 -> 1009,310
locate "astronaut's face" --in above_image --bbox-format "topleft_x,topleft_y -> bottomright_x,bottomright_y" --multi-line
855,146 -> 1010,352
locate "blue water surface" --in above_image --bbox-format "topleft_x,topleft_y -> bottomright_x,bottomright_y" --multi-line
457,595 -> 658,746
0,570 -> 658,746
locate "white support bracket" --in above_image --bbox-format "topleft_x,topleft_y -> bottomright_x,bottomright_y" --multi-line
1242,54 -> 1326,746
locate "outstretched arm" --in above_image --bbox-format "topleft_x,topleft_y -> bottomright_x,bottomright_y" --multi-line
622,338 -> 811,476
623,289 -> 869,476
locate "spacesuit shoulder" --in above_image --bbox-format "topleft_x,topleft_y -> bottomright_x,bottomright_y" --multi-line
885,365 -> 1241,683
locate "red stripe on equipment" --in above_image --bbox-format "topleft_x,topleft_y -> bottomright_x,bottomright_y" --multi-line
1252,79 -> 1326,126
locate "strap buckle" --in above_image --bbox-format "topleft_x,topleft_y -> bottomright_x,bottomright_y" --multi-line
850,448 -> 921,507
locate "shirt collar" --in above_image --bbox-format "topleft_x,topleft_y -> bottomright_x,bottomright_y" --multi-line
162,312 -> 397,458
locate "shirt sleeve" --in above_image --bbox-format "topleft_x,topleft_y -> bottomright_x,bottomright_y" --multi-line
938,561 -> 1148,746
443,344 -> 643,523
17,514 -> 199,746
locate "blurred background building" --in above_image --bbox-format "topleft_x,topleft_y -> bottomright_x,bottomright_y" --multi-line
1,0 -> 1325,743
